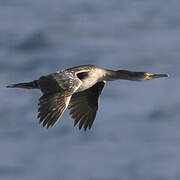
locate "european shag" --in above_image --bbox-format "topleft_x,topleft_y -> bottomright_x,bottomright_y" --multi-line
7,64 -> 169,130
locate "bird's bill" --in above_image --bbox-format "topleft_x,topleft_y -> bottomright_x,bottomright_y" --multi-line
144,73 -> 169,80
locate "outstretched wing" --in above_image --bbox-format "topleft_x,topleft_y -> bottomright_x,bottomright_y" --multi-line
37,72 -> 81,128
68,81 -> 106,130
38,93 -> 71,128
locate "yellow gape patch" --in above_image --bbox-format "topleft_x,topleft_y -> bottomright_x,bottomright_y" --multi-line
144,73 -> 153,80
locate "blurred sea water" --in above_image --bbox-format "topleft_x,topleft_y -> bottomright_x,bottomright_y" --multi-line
0,0 -> 180,180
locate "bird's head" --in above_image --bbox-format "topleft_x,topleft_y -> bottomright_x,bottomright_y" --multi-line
115,71 -> 169,81
143,72 -> 169,81
118,71 -> 169,81
104,70 -> 169,81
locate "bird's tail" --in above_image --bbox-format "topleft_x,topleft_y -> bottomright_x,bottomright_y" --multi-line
6,80 -> 39,89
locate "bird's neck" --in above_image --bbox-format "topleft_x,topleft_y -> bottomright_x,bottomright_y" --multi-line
104,70 -> 142,81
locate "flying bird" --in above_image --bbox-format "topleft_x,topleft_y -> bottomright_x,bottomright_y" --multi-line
7,65 -> 169,130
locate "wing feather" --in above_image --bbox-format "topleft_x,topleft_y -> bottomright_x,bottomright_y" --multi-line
37,72 -> 82,128
68,81 -> 105,130
38,94 -> 71,128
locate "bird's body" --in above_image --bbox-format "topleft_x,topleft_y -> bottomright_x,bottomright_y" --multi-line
7,64 -> 169,130
61,65 -> 105,92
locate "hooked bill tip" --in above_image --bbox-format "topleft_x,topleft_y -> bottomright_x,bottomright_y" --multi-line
144,73 -> 169,80
154,73 -> 169,78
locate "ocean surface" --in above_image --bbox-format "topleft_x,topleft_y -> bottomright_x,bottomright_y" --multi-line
0,1 -> 180,180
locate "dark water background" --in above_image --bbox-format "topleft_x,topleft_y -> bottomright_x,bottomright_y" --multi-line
0,0 -> 180,179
